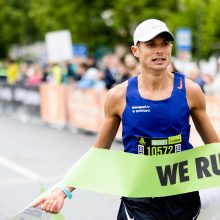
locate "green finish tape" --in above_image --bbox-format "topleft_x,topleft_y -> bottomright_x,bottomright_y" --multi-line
11,143 -> 220,219
62,143 -> 220,197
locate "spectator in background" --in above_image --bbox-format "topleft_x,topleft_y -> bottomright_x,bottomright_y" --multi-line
86,56 -> 97,69
124,53 -> 140,77
65,60 -> 77,84
76,59 -> 105,90
42,64 -> 50,83
194,75 -> 206,93
205,78 -> 220,95
74,62 -> 87,81
51,63 -> 63,85
102,54 -> 120,89
7,58 -> 19,85
17,62 -> 28,85
188,64 -> 213,93
117,62 -> 131,84
26,64 -> 42,86
0,62 -> 7,81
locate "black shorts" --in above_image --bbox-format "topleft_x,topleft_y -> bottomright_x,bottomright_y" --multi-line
117,191 -> 201,220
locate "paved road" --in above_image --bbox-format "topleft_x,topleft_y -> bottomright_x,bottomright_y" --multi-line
0,116 -> 122,220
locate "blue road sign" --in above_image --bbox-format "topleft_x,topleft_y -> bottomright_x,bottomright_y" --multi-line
176,28 -> 192,51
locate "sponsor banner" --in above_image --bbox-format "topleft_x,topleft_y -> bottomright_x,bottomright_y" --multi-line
23,86 -> 40,106
22,86 -> 41,119
190,95 -> 220,147
0,83 -> 13,101
13,85 -> 26,103
0,83 -> 40,118
67,89 -> 105,132
40,84 -> 68,126
0,83 -> 40,106
206,96 -> 220,135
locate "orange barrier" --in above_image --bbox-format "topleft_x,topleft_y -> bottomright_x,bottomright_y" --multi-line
67,88 -> 107,132
206,96 -> 220,137
39,84 -> 220,146
190,95 -> 220,147
40,84 -> 68,126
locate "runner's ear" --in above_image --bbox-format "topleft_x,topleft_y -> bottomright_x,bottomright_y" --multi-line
131,46 -> 140,58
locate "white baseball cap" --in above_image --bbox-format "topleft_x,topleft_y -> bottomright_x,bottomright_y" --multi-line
133,19 -> 174,45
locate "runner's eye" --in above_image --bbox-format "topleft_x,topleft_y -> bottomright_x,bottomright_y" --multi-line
146,42 -> 154,47
162,41 -> 170,47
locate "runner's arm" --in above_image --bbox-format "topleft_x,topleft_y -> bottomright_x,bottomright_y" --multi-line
186,80 -> 219,144
94,88 -> 122,149
32,86 -> 124,213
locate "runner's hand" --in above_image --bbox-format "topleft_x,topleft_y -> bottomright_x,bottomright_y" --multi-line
32,188 -> 66,214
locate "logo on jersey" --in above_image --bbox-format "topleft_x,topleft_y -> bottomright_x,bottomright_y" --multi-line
177,78 -> 183,89
131,105 -> 150,113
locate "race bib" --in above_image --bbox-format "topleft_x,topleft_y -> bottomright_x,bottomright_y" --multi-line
136,134 -> 182,155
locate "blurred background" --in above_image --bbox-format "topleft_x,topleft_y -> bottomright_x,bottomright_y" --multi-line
0,0 -> 220,219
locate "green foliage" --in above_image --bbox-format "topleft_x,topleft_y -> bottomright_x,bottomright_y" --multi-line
0,0 -> 220,59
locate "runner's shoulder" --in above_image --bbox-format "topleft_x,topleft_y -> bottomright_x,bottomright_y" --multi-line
185,77 -> 205,109
106,81 -> 128,103
185,77 -> 203,96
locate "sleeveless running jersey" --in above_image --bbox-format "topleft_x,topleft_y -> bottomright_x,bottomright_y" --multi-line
122,72 -> 193,155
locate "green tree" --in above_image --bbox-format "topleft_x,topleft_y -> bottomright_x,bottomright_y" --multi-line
0,0 -> 39,57
1,0 -> 220,59
29,0 -> 115,53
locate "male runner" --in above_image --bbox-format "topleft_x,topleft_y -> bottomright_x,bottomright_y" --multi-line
33,19 -> 219,219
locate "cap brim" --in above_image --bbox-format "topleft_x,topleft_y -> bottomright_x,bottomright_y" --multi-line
137,31 -> 174,43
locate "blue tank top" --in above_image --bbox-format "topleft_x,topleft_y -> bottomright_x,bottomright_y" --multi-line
122,72 -> 193,155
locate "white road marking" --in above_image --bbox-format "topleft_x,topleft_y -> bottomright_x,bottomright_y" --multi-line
0,156 -> 44,181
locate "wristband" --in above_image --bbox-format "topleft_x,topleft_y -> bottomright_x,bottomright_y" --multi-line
59,186 -> 72,199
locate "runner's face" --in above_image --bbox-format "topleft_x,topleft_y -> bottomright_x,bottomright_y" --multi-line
132,35 -> 172,71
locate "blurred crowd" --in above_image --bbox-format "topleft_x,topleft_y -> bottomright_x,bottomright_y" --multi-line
0,54 -> 140,90
1,54 -> 220,95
